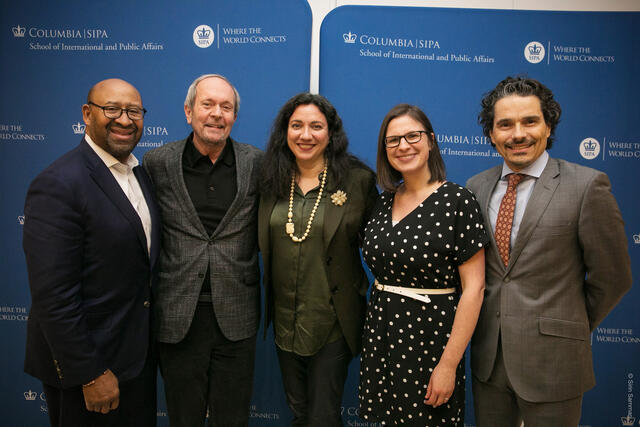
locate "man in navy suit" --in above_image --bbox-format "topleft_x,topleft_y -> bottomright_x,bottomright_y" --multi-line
23,78 -> 160,427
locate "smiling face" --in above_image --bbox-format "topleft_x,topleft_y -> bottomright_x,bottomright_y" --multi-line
287,103 -> 330,169
82,79 -> 143,162
185,76 -> 237,150
385,114 -> 432,179
490,95 -> 551,171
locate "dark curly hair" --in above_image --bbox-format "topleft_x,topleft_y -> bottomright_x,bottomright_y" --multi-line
261,93 -> 369,198
478,76 -> 561,148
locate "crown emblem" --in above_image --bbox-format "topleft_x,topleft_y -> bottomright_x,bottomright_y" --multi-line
633,234 -> 640,244
343,32 -> 356,44
72,122 -> 86,134
528,43 -> 542,55
197,26 -> 211,39
18,215 -> 25,225
24,390 -> 37,400
582,139 -> 597,151
12,25 -> 26,37
621,416 -> 636,426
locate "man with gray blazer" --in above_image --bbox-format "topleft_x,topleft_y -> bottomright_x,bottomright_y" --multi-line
143,74 -> 262,427
466,76 -> 631,427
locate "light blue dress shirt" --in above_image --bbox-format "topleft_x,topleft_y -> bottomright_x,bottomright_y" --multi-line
488,151 -> 549,248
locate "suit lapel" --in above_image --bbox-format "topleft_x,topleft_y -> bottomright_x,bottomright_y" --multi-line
476,166 -> 504,269
322,178 -> 347,251
81,140 -> 148,256
258,192 -> 277,270
213,140 -> 252,238
134,166 -> 160,268
507,158 -> 560,270
166,138 -> 208,236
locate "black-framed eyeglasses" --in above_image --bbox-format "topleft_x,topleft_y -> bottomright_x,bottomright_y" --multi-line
384,130 -> 428,148
88,101 -> 147,120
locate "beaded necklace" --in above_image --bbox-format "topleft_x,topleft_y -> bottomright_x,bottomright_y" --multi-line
285,161 -> 327,243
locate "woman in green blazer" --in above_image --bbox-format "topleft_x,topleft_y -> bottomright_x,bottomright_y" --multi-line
258,93 -> 378,426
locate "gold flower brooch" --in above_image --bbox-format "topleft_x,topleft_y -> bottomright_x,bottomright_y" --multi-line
330,190 -> 347,206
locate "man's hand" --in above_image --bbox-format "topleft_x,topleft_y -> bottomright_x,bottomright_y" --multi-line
82,369 -> 120,414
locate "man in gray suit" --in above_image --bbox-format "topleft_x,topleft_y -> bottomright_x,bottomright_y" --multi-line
143,74 -> 262,427
467,76 -> 632,427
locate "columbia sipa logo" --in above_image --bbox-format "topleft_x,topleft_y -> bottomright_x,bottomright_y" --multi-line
193,25 -> 214,48
633,234 -> 640,245
24,390 -> 37,400
12,25 -> 26,37
620,415 -> 635,426
343,32 -> 356,44
524,41 -> 545,64
18,215 -> 25,225
579,137 -> 600,160
72,122 -> 85,134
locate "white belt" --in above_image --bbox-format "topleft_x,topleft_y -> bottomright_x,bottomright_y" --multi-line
374,280 -> 456,304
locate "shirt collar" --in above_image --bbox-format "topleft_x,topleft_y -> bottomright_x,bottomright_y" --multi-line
184,133 -> 235,168
85,133 -> 139,171
500,150 -> 549,179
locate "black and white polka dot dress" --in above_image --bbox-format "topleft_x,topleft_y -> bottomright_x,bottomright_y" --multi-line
359,182 -> 488,426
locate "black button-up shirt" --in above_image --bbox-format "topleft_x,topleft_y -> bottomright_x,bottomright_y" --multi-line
182,134 -> 237,236
182,134 -> 237,297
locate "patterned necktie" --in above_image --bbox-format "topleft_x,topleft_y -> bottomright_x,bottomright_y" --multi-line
495,173 -> 524,267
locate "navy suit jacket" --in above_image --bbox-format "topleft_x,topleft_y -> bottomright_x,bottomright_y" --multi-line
23,138 -> 161,389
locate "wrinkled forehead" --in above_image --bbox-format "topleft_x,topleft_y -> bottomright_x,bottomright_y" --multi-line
195,77 -> 235,103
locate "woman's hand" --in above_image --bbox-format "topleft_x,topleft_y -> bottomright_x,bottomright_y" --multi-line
424,362 -> 456,408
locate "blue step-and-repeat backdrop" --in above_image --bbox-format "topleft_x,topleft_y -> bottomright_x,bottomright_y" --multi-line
1,1 -> 310,425
1,1 -> 638,426
320,6 -> 639,426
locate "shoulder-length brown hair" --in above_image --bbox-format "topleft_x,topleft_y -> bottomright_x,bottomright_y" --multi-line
376,104 -> 446,192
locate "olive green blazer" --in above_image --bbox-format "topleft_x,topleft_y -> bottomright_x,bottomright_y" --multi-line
258,166 -> 378,356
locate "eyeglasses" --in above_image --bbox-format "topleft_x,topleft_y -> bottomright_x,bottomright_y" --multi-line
88,102 -> 147,121
384,130 -> 428,148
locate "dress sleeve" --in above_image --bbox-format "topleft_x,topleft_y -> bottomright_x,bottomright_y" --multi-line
453,186 -> 489,265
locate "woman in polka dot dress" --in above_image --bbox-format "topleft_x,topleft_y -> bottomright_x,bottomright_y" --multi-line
359,104 -> 489,426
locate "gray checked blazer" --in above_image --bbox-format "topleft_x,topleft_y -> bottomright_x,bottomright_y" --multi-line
143,136 -> 263,343
466,156 -> 632,403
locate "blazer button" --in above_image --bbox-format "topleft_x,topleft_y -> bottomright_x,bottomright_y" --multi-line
143,301 -> 151,308
198,273 -> 205,278
326,256 -> 332,265
496,311 -> 500,317
504,276 -> 510,283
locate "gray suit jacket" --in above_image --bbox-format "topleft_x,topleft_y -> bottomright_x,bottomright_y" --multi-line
143,136 -> 263,343
466,156 -> 631,402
